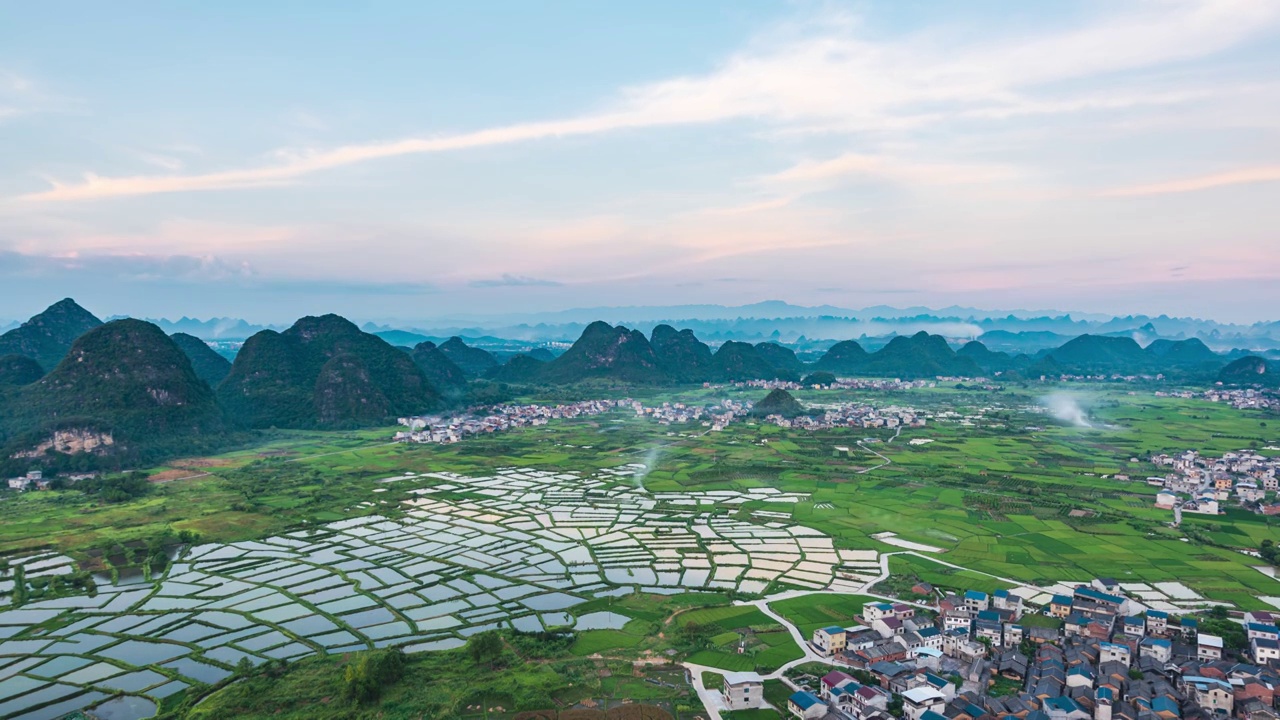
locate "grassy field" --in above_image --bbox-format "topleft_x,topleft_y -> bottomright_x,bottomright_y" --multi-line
184,644 -> 696,720
3,382 -> 1278,606
4,380 -> 1279,717
675,604 -> 803,673
769,594 -> 874,636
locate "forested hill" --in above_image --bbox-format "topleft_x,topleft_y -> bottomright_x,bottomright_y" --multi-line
217,314 -> 444,430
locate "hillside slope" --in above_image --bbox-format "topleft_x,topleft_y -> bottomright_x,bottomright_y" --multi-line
650,325 -> 714,383
437,337 -> 499,379
1,319 -> 225,469
0,298 -> 103,372
171,332 -> 233,388
218,315 -> 441,428
540,321 -> 666,383
409,341 -> 470,401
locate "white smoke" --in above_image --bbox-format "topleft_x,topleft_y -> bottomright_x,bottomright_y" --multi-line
634,446 -> 663,491
1042,393 -> 1093,428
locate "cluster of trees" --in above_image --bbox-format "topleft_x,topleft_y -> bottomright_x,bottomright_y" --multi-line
343,648 -> 406,702
1261,539 -> 1280,567
672,621 -> 715,652
72,471 -> 152,502
1199,606 -> 1248,651
466,630 -> 505,668
507,630 -> 576,659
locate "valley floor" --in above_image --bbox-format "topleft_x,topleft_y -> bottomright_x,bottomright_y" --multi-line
1,381 -> 1278,719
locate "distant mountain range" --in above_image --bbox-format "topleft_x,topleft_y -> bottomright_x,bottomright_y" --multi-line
0,298 -> 1276,472
465,323 -> 1250,386
350,302 -> 1280,352
112,302 -> 1280,354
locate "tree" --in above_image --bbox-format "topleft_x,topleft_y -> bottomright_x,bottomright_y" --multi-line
467,630 -> 504,668
235,657 -> 255,677
344,649 -> 406,702
1261,539 -> 1277,565
676,621 -> 714,651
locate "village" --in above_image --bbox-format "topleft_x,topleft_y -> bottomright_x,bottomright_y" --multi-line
1145,450 -> 1280,518
393,399 -> 631,444
636,398 -> 928,433
718,580 -> 1277,720
735,379 -> 941,392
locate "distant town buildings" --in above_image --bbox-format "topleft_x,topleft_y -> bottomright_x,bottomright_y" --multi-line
394,399 -> 630,444
1147,449 -> 1279,517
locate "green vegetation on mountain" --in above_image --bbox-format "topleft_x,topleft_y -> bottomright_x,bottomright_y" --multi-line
650,324 -> 715,383
712,341 -> 784,382
486,353 -> 547,383
754,341 -> 804,378
170,332 -> 233,388
859,331 -> 982,378
1218,356 -> 1275,386
409,341 -> 470,401
811,339 -> 868,373
0,354 -> 44,386
540,321 -> 666,383
218,314 -> 441,429
957,340 -> 1015,373
1144,338 -> 1219,365
437,337 -> 499,379
0,319 -> 225,472
750,389 -> 807,418
0,298 -> 103,372
1042,334 -> 1149,372
526,347 -> 557,362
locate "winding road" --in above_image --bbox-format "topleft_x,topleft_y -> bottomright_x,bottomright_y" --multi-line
679,548 -> 1044,718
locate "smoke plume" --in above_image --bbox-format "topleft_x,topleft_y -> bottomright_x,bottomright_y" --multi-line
1042,393 -> 1093,428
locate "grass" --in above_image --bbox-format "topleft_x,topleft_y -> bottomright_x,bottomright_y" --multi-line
185,644 -> 692,720
570,630 -> 646,656
768,594 -> 874,636
17,383 -> 1276,607
4,381 -> 1278,717
725,709 -> 783,720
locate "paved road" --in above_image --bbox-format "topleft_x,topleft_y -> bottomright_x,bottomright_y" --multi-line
681,584 -> 935,715
855,424 -> 901,473
680,545 -> 1037,718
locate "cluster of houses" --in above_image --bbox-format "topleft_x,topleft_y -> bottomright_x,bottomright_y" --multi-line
5,470 -> 47,492
723,581 -> 1279,720
761,404 -> 928,432
1148,450 -> 1280,518
1200,389 -> 1275,411
736,379 -> 938,392
1035,374 -> 1166,384
4,470 -> 101,493
636,398 -> 928,433
636,399 -> 749,431
393,399 -> 629,443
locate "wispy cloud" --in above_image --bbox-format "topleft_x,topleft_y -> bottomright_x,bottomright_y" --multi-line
0,250 -> 438,295
14,0 -> 1276,204
760,152 -> 1017,189
469,274 -> 563,288
1103,166 -> 1280,196
0,250 -> 254,282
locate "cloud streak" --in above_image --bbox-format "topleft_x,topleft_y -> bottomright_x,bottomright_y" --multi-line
13,0 -> 1277,204
469,274 -> 563,288
1103,166 -> 1280,196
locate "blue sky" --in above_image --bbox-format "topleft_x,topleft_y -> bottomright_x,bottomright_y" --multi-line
1,0 -> 1278,323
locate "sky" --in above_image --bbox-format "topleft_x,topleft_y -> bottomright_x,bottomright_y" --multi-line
1,0 -> 1278,324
